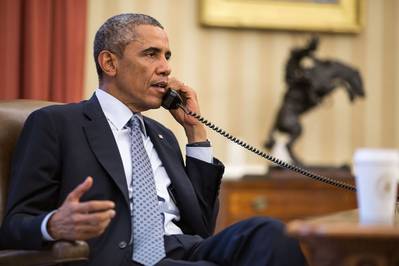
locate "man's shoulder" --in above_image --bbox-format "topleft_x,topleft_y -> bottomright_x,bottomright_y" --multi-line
143,116 -> 172,133
30,98 -> 93,119
38,99 -> 88,113
25,99 -> 94,129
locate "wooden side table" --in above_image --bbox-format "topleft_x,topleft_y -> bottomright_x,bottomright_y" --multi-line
287,209 -> 399,266
216,167 -> 357,232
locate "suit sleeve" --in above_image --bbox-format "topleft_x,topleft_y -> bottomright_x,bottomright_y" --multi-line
1,109 -> 61,249
186,156 -> 224,234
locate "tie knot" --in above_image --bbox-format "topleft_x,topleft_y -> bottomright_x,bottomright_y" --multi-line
132,115 -> 141,128
127,115 -> 146,136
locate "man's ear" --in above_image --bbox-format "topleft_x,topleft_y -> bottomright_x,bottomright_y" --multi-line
98,51 -> 119,77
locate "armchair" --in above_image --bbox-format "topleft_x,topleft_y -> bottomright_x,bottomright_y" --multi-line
0,100 -> 89,265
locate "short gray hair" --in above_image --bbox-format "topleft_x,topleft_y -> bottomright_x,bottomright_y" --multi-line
93,13 -> 163,80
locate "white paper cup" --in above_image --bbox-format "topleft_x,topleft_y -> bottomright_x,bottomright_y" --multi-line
353,148 -> 399,225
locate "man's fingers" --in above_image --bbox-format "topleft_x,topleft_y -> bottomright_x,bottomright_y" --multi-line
51,177 -> 116,241
66,176 -> 93,202
69,221 -> 112,240
75,200 -> 115,213
54,209 -> 115,241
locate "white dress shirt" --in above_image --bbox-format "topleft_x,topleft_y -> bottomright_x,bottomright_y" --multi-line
41,89 -> 213,240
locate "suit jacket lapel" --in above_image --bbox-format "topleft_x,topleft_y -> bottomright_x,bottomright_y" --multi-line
82,95 -> 129,206
144,118 -> 205,233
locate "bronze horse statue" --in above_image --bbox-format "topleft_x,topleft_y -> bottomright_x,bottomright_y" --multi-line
264,37 -> 365,165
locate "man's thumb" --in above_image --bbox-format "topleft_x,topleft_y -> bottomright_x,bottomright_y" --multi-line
66,176 -> 93,202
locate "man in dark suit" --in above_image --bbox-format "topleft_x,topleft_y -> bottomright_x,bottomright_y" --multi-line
1,13 -> 306,266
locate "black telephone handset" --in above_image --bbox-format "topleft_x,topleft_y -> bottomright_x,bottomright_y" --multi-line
162,89 -> 356,192
162,89 -> 185,110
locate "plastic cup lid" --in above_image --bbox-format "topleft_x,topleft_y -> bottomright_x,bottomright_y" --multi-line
354,148 -> 399,164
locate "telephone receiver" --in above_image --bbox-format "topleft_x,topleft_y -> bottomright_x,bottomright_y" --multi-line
162,88 -> 356,192
161,88 -> 185,110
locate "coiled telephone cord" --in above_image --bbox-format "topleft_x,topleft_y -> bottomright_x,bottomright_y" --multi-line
179,104 -> 356,192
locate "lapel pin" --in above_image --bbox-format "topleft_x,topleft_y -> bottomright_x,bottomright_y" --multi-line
158,134 -> 164,139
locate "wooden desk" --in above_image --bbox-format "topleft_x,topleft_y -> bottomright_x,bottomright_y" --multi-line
287,209 -> 399,266
216,168 -> 357,232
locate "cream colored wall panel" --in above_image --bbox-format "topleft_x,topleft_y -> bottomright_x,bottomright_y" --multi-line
381,0 -> 395,148
364,0 -> 383,147
395,0 -> 399,147
235,32 -> 262,165
333,38 -> 354,165
206,31 -> 232,161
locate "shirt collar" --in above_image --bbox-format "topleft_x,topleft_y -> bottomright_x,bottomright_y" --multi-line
95,88 -> 147,135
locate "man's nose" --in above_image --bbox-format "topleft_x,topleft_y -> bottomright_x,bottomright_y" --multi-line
157,57 -> 171,76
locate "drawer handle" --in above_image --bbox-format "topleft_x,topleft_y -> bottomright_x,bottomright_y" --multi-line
251,196 -> 268,212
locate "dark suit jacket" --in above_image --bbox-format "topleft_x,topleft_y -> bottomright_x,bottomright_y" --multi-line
1,95 -> 224,265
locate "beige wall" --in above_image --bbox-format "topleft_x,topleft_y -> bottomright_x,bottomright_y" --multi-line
83,0 -> 399,174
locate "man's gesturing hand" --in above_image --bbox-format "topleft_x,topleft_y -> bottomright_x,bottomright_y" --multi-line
48,176 -> 116,240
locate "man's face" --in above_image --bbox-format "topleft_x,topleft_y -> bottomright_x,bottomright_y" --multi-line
111,24 -> 172,112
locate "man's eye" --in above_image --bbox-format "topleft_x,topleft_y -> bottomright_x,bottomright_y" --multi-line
146,52 -> 156,58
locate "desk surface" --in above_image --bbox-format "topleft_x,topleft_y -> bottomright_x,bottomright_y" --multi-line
288,209 -> 399,238
287,209 -> 399,266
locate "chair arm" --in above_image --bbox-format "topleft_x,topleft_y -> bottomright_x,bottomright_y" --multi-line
0,240 -> 89,266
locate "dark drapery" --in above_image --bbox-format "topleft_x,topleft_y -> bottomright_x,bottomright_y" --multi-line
0,0 -> 87,102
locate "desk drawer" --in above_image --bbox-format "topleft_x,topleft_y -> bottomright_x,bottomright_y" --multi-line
216,177 -> 357,231
227,188 -> 356,222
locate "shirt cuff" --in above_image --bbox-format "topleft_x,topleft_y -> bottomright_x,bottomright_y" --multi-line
186,146 -> 213,164
41,210 -> 57,241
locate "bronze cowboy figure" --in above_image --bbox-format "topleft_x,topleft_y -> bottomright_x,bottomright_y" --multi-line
264,37 -> 365,165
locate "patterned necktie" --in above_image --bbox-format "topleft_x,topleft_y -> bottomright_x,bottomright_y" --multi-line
129,115 -> 165,266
